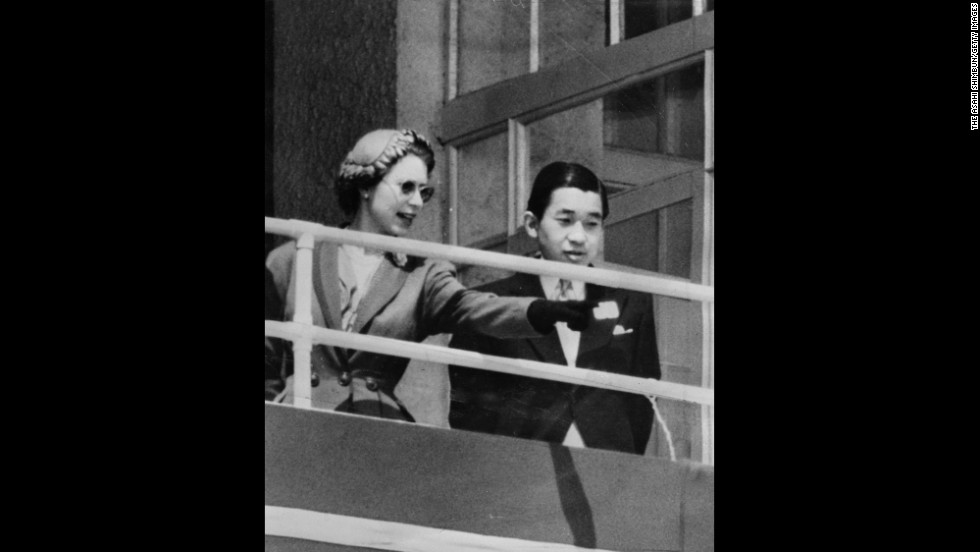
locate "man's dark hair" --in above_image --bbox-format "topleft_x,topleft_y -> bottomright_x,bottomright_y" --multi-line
525,161 -> 609,220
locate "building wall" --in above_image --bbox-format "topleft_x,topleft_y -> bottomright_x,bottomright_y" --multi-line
396,0 -> 449,245
270,0 -> 399,227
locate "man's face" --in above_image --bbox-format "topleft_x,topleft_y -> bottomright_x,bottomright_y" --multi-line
524,187 -> 603,266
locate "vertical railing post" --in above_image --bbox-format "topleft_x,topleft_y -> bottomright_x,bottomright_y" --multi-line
292,232 -> 315,409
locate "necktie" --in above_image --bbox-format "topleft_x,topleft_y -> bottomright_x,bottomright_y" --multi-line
557,279 -> 574,301
555,278 -> 586,448
338,247 -> 362,332
553,279 -> 580,363
340,282 -> 359,332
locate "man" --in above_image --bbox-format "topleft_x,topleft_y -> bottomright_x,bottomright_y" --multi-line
449,162 -> 661,455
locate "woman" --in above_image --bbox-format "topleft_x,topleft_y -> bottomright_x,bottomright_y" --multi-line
266,128 -> 592,421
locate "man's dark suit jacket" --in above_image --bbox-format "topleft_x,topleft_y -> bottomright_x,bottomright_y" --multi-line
449,271 -> 661,455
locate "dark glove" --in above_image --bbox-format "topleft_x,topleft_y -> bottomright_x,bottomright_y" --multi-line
527,299 -> 596,333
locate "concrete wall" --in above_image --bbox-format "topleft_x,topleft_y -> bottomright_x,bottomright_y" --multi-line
266,403 -> 714,552
396,0 -> 449,245
270,0 -> 399,227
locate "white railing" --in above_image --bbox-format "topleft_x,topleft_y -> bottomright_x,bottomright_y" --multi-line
264,216 -> 714,435
265,218 -> 714,302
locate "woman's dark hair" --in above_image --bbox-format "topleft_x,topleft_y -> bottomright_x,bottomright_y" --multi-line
335,129 -> 435,217
525,161 -> 609,220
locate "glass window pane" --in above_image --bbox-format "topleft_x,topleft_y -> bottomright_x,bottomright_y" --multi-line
602,198 -> 691,277
526,61 -> 704,197
605,210 -> 659,271
624,0 -> 693,40
459,0 -> 530,95
457,133 -> 509,248
649,293 -> 705,461
528,100 -> 605,183
647,394 -> 702,461
604,60 -> 705,161
538,0 -> 606,69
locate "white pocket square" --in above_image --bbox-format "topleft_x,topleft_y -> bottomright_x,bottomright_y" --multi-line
613,324 -> 633,336
593,301 -> 620,320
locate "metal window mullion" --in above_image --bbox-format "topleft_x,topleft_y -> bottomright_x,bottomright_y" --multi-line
447,0 -> 459,246
705,49 -> 714,170
609,0 -> 623,46
449,146 -> 459,246
447,0 -> 458,101
515,121 -> 528,227
699,47 -> 714,466
507,119 -> 529,236
530,0 -> 539,73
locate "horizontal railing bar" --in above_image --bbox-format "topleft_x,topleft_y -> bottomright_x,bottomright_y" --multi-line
266,505 -> 622,552
266,321 -> 714,406
265,218 -> 713,302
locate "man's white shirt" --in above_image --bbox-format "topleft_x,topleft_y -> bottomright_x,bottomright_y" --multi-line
540,275 -> 586,448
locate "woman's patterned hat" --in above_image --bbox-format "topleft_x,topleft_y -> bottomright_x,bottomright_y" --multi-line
338,128 -> 432,180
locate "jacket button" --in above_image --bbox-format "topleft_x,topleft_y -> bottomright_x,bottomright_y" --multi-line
338,371 -> 352,386
311,371 -> 320,387
364,377 -> 379,391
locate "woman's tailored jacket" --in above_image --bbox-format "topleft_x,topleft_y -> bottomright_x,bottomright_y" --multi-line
266,239 -> 538,420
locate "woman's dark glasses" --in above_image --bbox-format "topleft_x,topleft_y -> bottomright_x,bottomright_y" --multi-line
396,180 -> 434,203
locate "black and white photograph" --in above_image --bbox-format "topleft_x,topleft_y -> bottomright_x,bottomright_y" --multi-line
27,1 -> 980,549
263,1 -> 714,550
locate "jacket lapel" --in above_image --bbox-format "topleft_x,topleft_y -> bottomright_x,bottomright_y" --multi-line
352,253 -> 409,335
577,283 -> 616,362
312,241 -> 343,330
515,272 -> 569,366
312,241 -> 348,368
